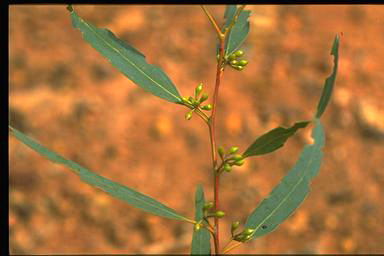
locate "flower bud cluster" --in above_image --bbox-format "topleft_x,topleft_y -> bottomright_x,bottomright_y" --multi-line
182,83 -> 212,120
228,50 -> 248,71
217,146 -> 245,173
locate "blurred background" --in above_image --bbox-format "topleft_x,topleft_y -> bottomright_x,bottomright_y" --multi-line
9,5 -> 384,254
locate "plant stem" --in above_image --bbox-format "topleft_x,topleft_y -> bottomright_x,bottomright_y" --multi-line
201,5 -> 247,255
222,238 -> 234,253
209,20 -> 226,256
223,241 -> 242,254
201,5 -> 224,39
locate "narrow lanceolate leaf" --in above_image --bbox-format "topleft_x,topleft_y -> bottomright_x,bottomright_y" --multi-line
223,5 -> 237,28
244,118 -> 325,239
68,7 -> 182,104
191,184 -> 211,255
315,35 -> 340,118
242,121 -> 310,158
9,126 -> 192,223
222,5 -> 251,57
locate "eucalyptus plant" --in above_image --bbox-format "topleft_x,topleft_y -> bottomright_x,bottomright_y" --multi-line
9,5 -> 339,254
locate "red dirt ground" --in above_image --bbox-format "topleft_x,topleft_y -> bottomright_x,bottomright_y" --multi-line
9,5 -> 384,254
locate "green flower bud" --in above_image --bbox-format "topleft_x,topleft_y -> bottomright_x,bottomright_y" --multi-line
229,146 -> 239,154
233,159 -> 245,166
181,97 -> 190,104
232,154 -> 243,161
203,201 -> 214,210
223,163 -> 231,172
230,60 -> 238,66
231,221 -> 240,231
234,50 -> 244,57
201,104 -> 212,111
243,228 -> 255,235
238,60 -> 248,66
228,54 -> 236,61
199,92 -> 209,103
216,54 -> 220,60
195,83 -> 203,99
185,110 -> 193,120
215,210 -> 225,218
218,147 -> 225,158
194,223 -> 201,232
233,65 -> 244,71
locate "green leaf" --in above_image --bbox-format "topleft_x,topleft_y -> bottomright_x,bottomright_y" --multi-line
191,184 -> 211,255
68,8 -> 182,104
223,5 -> 237,28
9,126 -> 192,223
222,5 -> 251,57
244,118 -> 325,239
315,35 -> 340,118
242,121 -> 310,158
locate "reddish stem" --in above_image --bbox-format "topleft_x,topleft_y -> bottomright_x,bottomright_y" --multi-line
208,34 -> 225,255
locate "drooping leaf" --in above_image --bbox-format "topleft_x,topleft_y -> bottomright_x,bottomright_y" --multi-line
242,121 -> 310,158
244,118 -> 325,239
191,184 -> 211,255
222,5 -> 251,57
315,35 -> 340,118
9,126 -> 192,223
68,7 -> 182,104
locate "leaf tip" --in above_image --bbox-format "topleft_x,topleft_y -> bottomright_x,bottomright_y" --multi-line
331,34 -> 340,55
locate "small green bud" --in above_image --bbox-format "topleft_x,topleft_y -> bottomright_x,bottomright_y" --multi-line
234,50 -> 244,57
181,97 -> 190,104
231,221 -> 240,231
238,59 -> 248,66
218,147 -> 225,158
195,83 -> 203,98
233,65 -> 244,71
229,146 -> 239,154
185,111 -> 193,120
232,154 -> 243,161
203,202 -> 214,210
201,104 -> 212,111
215,210 -> 225,218
223,163 -> 231,172
230,60 -> 238,66
216,54 -> 220,60
243,228 -> 255,235
199,92 -> 209,103
194,223 -> 201,232
233,159 -> 245,166
228,54 -> 237,61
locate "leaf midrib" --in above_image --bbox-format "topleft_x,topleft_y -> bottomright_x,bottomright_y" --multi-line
250,144 -> 317,233
78,15 -> 180,102
94,178 -> 190,222
9,126 -> 190,222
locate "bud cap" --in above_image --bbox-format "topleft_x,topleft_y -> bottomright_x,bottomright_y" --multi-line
223,163 -> 231,172
234,50 -> 244,57
231,221 -> 240,231
229,146 -> 239,154
215,210 -> 225,218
